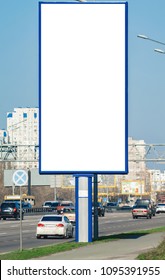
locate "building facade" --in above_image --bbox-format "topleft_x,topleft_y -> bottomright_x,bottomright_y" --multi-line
127,137 -> 146,180
7,107 -> 39,168
116,137 -> 147,196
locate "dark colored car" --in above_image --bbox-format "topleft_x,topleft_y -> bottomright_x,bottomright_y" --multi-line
92,202 -> 105,217
0,202 -> 24,220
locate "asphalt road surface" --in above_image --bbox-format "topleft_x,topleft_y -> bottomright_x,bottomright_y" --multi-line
0,212 -> 165,254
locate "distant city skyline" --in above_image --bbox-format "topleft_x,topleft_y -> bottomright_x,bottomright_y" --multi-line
1,0 -> 165,146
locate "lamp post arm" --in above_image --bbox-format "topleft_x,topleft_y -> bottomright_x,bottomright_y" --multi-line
137,34 -> 165,46
147,38 -> 165,46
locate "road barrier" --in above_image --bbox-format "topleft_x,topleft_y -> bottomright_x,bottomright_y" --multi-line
23,206 -> 132,216
24,207 -> 57,215
104,206 -> 133,213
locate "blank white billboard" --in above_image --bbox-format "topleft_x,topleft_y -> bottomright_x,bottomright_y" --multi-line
39,2 -> 128,174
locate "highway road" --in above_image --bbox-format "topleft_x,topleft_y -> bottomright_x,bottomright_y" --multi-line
0,212 -> 165,254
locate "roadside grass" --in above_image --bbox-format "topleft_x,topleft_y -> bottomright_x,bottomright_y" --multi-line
137,234 -> 165,260
0,226 -> 165,260
0,242 -> 88,260
97,226 -> 165,242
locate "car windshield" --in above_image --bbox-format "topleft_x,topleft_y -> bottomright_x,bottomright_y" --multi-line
92,202 -> 102,206
51,203 -> 59,207
41,216 -> 62,222
64,209 -> 75,213
136,199 -> 150,204
133,205 -> 147,209
107,202 -> 117,206
61,203 -> 73,207
22,203 -> 31,208
44,202 -> 52,206
1,203 -> 17,209
157,204 -> 165,206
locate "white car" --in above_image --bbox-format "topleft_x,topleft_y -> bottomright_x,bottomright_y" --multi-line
36,215 -> 73,239
156,203 -> 165,214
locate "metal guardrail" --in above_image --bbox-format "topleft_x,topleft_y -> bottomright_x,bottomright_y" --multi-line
23,206 -> 133,215
104,206 -> 118,212
24,207 -> 58,215
104,206 -> 133,212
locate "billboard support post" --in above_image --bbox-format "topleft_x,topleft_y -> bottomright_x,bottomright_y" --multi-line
74,174 -> 92,242
93,173 -> 98,240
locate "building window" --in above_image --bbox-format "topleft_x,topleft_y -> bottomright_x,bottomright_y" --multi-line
34,113 -> 37,118
7,113 -> 13,118
23,113 -> 27,118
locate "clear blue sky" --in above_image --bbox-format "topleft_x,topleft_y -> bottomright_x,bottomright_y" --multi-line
0,0 -> 165,145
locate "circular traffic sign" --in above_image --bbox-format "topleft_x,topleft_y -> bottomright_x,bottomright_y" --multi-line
13,170 -> 28,186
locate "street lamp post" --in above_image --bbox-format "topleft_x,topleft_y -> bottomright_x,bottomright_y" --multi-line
137,34 -> 165,46
137,34 -> 165,54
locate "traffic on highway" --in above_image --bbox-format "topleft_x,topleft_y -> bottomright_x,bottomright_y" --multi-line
0,210 -> 165,254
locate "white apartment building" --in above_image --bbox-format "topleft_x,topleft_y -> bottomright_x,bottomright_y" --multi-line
128,137 -> 146,180
118,137 -> 146,181
7,107 -> 39,169
116,137 -> 147,195
149,169 -> 165,192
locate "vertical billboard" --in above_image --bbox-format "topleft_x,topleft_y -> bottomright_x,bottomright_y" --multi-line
39,1 -> 128,174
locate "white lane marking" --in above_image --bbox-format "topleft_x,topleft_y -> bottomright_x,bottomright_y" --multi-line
0,233 -> 6,235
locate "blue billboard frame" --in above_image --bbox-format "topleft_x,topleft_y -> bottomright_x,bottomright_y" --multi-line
39,1 -> 128,175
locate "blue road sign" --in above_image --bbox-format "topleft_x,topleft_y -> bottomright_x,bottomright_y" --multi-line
13,170 -> 28,186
